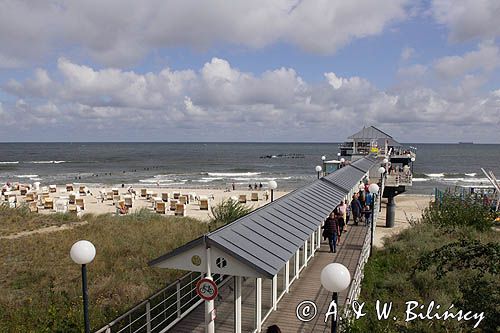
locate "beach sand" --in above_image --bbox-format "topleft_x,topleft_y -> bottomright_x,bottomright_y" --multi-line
374,194 -> 433,247
11,185 -> 288,222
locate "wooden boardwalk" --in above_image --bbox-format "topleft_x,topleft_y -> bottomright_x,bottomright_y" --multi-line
170,223 -> 369,333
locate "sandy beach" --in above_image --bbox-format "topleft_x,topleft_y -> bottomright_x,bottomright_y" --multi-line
5,184 -> 289,222
374,194 -> 433,247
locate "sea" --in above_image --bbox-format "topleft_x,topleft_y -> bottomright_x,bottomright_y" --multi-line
0,143 -> 499,195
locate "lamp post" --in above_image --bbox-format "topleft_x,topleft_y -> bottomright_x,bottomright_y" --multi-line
268,180 -> 277,202
321,156 -> 326,176
377,167 -> 385,213
368,183 -> 379,255
320,263 -> 351,333
315,165 -> 322,179
410,157 -> 415,173
339,158 -> 345,169
70,240 -> 96,333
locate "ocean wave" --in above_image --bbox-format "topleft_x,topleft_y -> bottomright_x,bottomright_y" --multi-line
139,178 -> 174,183
208,172 -> 262,177
15,175 -> 39,178
193,177 -> 223,183
0,161 -> 19,164
412,178 -> 429,182
425,173 -> 444,178
28,160 -> 67,164
465,173 -> 476,177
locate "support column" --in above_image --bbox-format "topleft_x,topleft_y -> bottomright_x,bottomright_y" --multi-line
304,240 -> 308,266
386,195 -> 395,228
272,275 -> 278,310
234,276 -> 242,333
285,261 -> 290,293
295,249 -> 300,278
317,226 -> 321,250
205,247 -> 215,333
310,234 -> 315,256
256,278 -> 262,332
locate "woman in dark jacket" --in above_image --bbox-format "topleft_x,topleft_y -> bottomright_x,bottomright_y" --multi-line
323,211 -> 340,253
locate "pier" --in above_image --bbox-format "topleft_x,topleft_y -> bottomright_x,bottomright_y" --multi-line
96,156 -> 379,333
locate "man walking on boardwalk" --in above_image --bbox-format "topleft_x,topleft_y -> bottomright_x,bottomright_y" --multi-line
350,193 -> 362,225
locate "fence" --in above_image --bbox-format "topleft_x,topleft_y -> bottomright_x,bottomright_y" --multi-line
341,191 -> 380,325
95,272 -> 228,333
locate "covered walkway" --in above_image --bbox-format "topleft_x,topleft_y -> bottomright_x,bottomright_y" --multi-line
148,156 -> 378,333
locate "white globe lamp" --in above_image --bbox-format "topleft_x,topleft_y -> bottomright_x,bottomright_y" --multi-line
70,240 -> 96,333
268,180 -> 277,202
321,263 -> 351,332
368,183 -> 379,194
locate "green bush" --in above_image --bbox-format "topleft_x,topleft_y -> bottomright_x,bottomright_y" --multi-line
347,196 -> 499,332
421,195 -> 495,231
208,199 -> 252,231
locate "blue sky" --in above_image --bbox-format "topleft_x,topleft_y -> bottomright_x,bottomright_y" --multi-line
0,1 -> 499,142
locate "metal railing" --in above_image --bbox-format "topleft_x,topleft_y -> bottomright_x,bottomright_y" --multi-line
385,173 -> 412,187
341,194 -> 380,323
95,272 -> 229,333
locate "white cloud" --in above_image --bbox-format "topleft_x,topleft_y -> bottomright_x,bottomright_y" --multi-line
397,64 -> 427,77
0,0 -> 408,66
400,47 -> 415,61
2,57 -> 499,142
431,0 -> 500,42
434,41 -> 500,79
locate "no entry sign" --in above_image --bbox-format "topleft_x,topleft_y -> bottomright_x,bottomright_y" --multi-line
196,278 -> 218,301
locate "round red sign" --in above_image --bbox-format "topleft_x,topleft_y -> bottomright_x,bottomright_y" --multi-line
196,278 -> 218,301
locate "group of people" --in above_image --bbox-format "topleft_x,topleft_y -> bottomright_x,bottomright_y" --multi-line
247,183 -> 263,190
322,183 -> 376,253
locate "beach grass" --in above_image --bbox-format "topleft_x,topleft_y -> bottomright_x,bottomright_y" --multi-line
0,208 -> 208,332
0,203 -> 77,237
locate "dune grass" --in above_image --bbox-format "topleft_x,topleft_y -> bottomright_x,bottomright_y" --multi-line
346,196 -> 499,332
0,203 -> 77,236
0,208 -> 208,332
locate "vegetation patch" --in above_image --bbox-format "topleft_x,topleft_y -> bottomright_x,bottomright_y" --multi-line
0,208 -> 208,332
346,195 -> 499,332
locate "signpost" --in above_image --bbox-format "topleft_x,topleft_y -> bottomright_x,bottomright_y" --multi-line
196,278 -> 218,301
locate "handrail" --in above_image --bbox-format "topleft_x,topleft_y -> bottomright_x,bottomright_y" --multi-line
95,272 -> 228,333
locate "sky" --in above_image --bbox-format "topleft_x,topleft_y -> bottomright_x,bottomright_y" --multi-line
0,0 -> 499,143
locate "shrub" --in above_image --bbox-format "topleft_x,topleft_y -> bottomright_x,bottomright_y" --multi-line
421,195 -> 495,231
208,199 -> 252,231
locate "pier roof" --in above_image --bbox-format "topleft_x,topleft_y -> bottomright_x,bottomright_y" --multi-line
149,157 -> 378,278
348,126 -> 401,146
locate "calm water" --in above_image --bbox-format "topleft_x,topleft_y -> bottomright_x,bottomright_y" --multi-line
0,143 -> 499,194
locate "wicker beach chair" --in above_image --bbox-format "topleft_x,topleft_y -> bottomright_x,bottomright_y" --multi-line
156,201 -> 166,214
75,198 -> 85,210
124,195 -> 133,208
49,185 -> 57,193
238,194 -> 247,203
140,188 -> 147,197
169,199 -> 178,211
251,192 -> 259,201
29,201 -> 38,213
44,197 -> 54,210
162,192 -> 169,202
199,197 -> 209,210
175,203 -> 185,216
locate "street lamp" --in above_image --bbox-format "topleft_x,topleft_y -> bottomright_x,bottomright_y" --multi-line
315,165 -> 322,179
337,152 -> 341,157
321,155 -> 326,161
70,240 -> 96,333
377,167 -> 385,212
320,263 -> 351,333
383,158 -> 388,164
368,183 -> 379,254
268,180 -> 277,202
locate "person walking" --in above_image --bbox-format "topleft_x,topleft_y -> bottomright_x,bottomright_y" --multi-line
334,200 -> 346,240
322,211 -> 341,253
351,194 -> 362,225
